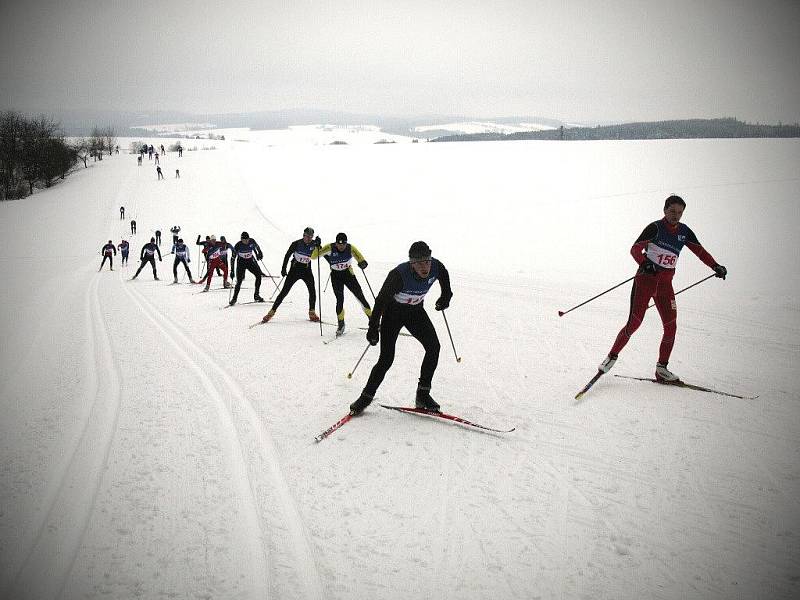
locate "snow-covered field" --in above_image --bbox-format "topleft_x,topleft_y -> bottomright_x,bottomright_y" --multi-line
1,129 -> 798,600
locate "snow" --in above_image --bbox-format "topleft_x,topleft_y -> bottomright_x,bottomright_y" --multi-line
414,121 -> 556,134
1,130 -> 799,600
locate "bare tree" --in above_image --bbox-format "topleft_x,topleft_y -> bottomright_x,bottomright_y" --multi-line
72,137 -> 91,168
101,126 -> 117,156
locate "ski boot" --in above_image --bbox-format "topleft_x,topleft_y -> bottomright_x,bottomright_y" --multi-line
336,319 -> 345,336
174,276 -> 179,283
655,362 -> 680,383
350,392 -> 373,415
262,309 -> 276,323
598,353 -> 618,373
415,386 -> 440,412
229,297 -> 237,306
154,276 -> 159,281
308,310 -> 320,322
223,281 -> 232,289
254,295 -> 265,303
204,284 -> 210,292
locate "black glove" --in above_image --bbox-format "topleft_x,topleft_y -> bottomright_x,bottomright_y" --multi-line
358,260 -> 368,269
158,258 -> 162,262
435,297 -> 450,311
713,264 -> 727,280
281,267 -> 287,277
639,260 -> 658,275
314,236 -> 321,247
366,324 -> 379,346
256,253 -> 263,261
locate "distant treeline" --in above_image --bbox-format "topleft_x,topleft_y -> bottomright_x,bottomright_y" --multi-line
431,118 -> 800,143
1,111 -> 116,201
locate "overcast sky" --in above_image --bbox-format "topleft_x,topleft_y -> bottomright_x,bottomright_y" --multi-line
1,0 -> 798,123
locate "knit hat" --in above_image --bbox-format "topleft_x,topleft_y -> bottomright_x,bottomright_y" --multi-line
335,232 -> 348,244
408,241 -> 431,262
303,227 -> 314,236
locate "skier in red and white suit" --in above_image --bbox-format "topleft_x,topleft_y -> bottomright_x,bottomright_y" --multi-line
597,195 -> 727,382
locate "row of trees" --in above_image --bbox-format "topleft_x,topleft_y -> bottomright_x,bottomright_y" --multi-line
1,111 -> 117,201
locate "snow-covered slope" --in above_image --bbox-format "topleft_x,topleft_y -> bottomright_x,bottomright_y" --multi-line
1,133 -> 798,600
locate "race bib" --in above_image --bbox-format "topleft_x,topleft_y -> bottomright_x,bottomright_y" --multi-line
393,291 -> 426,305
293,252 -> 311,264
646,243 -> 678,269
331,259 -> 351,271
238,251 -> 254,259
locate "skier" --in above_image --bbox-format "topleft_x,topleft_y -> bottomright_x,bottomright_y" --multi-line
117,239 -> 130,266
229,231 -> 265,305
155,229 -> 162,246
170,225 -> 181,248
130,219 -> 137,235
350,241 -> 453,415
596,195 -> 727,382
172,238 -> 195,283
120,206 -> 125,220
156,165 -> 164,180
313,232 -> 371,335
201,235 -> 232,291
131,237 -> 163,280
261,227 -> 321,323
99,240 -> 116,271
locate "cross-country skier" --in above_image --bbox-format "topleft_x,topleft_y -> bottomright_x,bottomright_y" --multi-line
596,195 -> 727,382
117,239 -> 130,266
170,225 -> 181,247
130,219 -> 137,235
120,206 -> 125,220
99,240 -> 116,271
155,229 -> 162,246
229,231 -> 265,305
201,235 -> 232,291
312,232 -> 371,335
131,237 -> 163,280
349,241 -> 453,415
261,227 -> 321,323
172,238 -> 195,283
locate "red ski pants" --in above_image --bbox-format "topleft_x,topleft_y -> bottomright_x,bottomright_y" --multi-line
609,271 -> 677,364
204,257 -> 228,286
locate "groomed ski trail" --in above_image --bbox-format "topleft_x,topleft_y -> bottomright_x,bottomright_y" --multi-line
122,276 -> 324,600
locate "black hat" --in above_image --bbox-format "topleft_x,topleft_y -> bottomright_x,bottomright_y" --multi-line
178,238 -> 183,243
408,241 -> 432,262
303,227 -> 314,236
241,231 -> 249,239
335,232 -> 347,244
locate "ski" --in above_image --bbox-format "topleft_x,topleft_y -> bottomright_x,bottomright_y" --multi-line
380,405 -> 515,433
323,330 -> 346,345
220,300 -> 270,309
575,370 -> 605,400
314,412 -> 354,442
358,327 -> 412,337
613,375 -> 758,400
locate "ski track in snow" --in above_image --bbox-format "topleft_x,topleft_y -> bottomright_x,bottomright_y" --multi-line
4,271 -> 122,600
120,275 -> 324,600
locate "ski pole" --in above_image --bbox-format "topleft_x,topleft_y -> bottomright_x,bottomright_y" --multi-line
269,275 -> 285,300
441,310 -> 462,363
317,254 -> 323,336
558,276 -> 635,317
323,272 -> 331,293
648,274 -> 715,309
360,267 -> 376,301
259,259 -> 280,292
347,343 -> 372,379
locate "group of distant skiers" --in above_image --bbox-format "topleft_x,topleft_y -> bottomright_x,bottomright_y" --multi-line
98,194 -> 727,415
